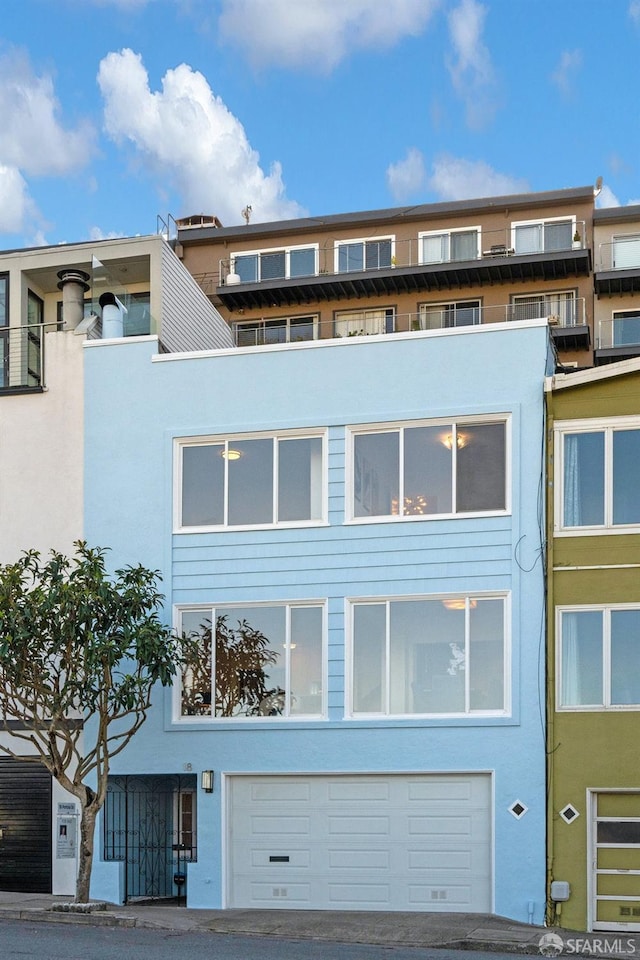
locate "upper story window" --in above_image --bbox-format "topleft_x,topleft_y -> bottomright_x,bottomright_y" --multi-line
612,234 -> 640,269
556,418 -> 640,532
26,291 -> 43,387
512,217 -> 573,255
349,418 -> 508,521
335,237 -> 393,273
178,602 -> 325,719
232,245 -> 318,283
419,227 -> 480,264
419,299 -> 480,330
234,314 -> 317,347
335,307 -> 394,337
177,430 -> 325,530
557,606 -> 640,710
349,594 -> 508,717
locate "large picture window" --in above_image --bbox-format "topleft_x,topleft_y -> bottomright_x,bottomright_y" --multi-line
419,228 -> 480,264
350,595 -> 507,717
558,607 -> 640,709
232,245 -> 317,283
177,431 -> 325,529
350,419 -> 508,520
512,218 -> 573,255
335,238 -> 393,273
557,420 -> 640,531
179,603 -> 324,719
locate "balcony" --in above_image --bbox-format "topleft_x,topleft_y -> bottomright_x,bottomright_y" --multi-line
595,312 -> 640,365
232,298 -> 588,347
0,322 -> 48,393
215,223 -> 590,312
594,238 -> 640,295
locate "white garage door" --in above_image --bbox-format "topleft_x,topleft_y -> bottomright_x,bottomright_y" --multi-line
227,773 -> 491,911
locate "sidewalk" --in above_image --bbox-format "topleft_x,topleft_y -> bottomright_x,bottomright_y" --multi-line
0,891 -> 637,956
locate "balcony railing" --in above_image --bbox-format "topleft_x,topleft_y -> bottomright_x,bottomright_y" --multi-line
596,314 -> 640,351
596,238 -> 640,273
219,222 -> 587,287
232,299 -> 586,346
0,321 -> 50,391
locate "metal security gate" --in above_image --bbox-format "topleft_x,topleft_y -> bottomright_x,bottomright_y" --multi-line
104,775 -> 197,904
0,758 -> 52,893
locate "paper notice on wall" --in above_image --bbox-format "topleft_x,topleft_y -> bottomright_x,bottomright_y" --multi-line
56,816 -> 77,859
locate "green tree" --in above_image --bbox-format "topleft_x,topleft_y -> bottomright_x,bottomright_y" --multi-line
0,542 -> 190,903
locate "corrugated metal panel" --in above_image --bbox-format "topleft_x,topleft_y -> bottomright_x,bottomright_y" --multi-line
160,242 -> 234,353
0,758 -> 52,893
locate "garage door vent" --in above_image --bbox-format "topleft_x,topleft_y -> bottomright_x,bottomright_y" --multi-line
431,890 -> 448,900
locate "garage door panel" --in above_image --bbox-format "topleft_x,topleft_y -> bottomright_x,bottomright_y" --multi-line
328,780 -> 391,802
229,774 -> 491,912
328,816 -> 389,835
250,816 -> 310,835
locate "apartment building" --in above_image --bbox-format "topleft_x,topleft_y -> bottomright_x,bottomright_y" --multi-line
174,186 -> 595,368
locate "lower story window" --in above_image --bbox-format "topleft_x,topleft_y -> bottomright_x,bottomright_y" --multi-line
234,315 -> 317,347
179,603 -> 324,719
558,607 -> 640,709
335,307 -> 394,337
419,300 -> 480,330
350,595 -> 507,717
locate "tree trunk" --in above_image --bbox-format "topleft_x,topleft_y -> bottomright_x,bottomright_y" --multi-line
76,802 -> 98,903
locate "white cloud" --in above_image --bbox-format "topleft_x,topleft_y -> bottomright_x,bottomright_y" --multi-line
596,185 -> 621,208
0,166 -> 37,234
218,0 -> 439,72
0,50 -> 94,176
630,1 -> 640,25
551,50 -> 582,97
428,155 -> 529,201
89,226 -> 129,240
446,0 -> 498,130
386,148 -> 427,201
97,49 -> 305,225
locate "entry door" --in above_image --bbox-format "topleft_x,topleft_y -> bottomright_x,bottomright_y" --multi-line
592,792 -> 640,930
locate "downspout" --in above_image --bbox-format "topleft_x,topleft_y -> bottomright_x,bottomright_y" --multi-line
544,380 -> 557,927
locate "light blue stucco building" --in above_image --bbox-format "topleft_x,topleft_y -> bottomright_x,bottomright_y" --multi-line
85,319 -> 551,922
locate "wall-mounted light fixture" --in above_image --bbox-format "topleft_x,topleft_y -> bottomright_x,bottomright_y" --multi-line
201,770 -> 214,793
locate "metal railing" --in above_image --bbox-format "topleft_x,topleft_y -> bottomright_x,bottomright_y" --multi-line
218,221 -> 587,286
596,238 -> 640,272
597,314 -> 640,350
0,321 -> 55,391
232,299 -> 586,346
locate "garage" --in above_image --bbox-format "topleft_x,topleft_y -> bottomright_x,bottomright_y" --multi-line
0,758 -> 52,893
227,773 -> 492,911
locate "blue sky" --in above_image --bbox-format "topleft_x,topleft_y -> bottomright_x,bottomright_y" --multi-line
0,0 -> 638,248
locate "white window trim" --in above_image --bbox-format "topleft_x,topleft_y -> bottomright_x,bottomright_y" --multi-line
418,225 -> 482,264
345,414 -> 512,524
233,313 -> 319,345
510,215 -> 576,251
174,428 -> 328,533
173,600 -> 327,722
556,603 -> 640,712
554,415 -> 640,536
345,591 -> 511,719
334,235 -> 395,273
231,243 -> 319,281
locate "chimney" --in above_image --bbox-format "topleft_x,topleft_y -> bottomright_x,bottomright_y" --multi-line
57,269 -> 90,330
99,292 -> 125,339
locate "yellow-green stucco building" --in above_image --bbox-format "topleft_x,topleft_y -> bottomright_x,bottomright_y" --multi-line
546,359 -> 640,932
